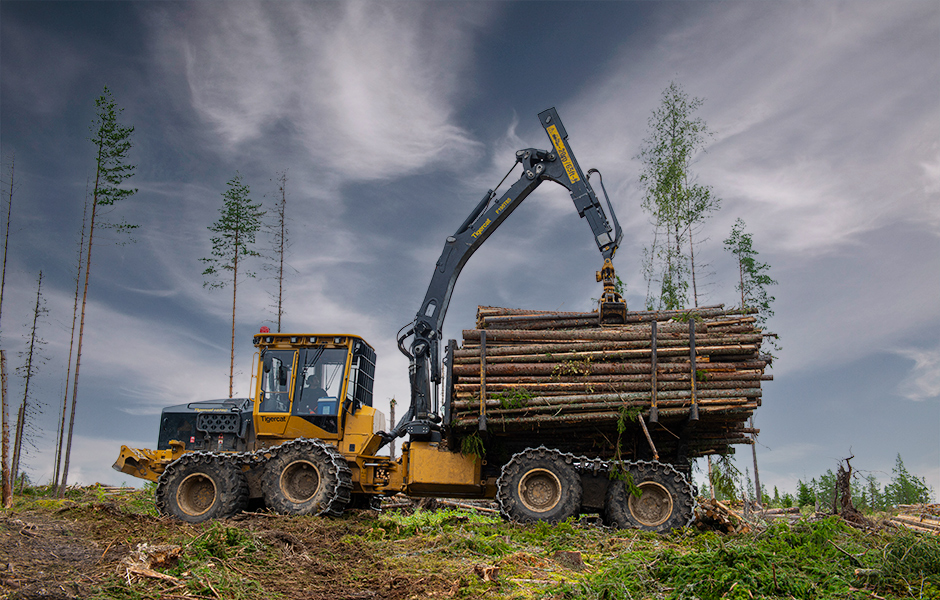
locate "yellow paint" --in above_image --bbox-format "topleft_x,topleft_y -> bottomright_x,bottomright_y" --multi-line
112,443 -> 186,482
405,442 -> 482,495
546,124 -> 580,184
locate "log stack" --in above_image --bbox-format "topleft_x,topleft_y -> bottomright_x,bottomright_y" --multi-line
448,305 -> 771,461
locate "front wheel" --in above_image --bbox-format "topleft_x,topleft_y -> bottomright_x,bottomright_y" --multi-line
604,460 -> 695,533
497,447 -> 582,524
156,453 -> 248,523
261,439 -> 352,516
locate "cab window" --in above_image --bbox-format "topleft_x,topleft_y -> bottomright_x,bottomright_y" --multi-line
260,350 -> 295,413
292,347 -> 349,433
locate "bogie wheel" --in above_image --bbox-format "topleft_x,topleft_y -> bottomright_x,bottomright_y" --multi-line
604,460 -> 695,533
497,447 -> 581,524
261,439 -> 352,516
155,453 -> 248,523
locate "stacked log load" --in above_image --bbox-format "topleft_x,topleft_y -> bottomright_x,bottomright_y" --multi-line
448,305 -> 772,461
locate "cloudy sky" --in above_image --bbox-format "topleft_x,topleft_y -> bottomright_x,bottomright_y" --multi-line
1,1 -> 937,498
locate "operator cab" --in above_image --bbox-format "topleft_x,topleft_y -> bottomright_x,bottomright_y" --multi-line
252,332 -> 381,445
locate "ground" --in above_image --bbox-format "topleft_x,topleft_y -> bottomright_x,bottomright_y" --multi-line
1,487 -> 939,600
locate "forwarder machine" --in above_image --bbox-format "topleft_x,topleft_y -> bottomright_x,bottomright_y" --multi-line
114,108 -> 696,531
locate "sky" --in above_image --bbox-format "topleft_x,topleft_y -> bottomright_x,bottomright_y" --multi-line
1,0 -> 937,500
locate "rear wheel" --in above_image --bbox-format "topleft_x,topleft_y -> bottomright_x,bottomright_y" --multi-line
604,461 -> 695,533
261,439 -> 352,516
156,453 -> 248,523
497,447 -> 581,524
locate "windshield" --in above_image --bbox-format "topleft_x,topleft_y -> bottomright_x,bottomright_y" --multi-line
292,347 -> 349,433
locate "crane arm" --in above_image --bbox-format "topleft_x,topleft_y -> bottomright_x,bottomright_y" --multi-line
385,108 -> 624,443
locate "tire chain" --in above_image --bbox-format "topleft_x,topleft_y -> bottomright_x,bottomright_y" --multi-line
155,451 -> 247,517
236,438 -> 353,517
158,439 -> 353,518
496,446 -> 695,528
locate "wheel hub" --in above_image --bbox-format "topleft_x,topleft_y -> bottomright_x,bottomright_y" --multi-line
176,473 -> 217,517
628,481 -> 674,527
280,460 -> 321,504
517,468 -> 562,513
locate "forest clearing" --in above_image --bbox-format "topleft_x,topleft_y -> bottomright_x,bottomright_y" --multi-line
2,486 -> 938,600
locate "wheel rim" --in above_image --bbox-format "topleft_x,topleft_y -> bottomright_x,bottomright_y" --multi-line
177,472 -> 217,517
627,481 -> 674,527
280,459 -> 321,504
517,468 -> 562,513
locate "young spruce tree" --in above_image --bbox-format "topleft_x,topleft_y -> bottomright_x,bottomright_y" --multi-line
202,173 -> 265,398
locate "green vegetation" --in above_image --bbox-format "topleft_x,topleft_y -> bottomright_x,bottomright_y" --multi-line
3,489 -> 938,600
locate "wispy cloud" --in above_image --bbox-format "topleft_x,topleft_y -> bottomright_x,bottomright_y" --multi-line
154,1 -> 492,182
894,344 -> 940,402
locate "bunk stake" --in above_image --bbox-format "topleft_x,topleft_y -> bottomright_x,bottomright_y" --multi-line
479,330 -> 488,431
649,320 -> 659,423
689,317 -> 699,421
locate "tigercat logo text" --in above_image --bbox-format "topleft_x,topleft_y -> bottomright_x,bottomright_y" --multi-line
471,218 -> 491,239
495,197 -> 513,215
546,125 -> 580,184
262,415 -> 287,424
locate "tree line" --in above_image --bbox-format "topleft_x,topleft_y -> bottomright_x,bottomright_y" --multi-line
0,88 -> 291,502
699,453 -> 934,511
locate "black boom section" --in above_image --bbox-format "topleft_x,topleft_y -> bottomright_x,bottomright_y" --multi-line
388,108 -> 623,444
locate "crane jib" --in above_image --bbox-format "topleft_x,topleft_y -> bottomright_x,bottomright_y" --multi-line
545,125 -> 580,184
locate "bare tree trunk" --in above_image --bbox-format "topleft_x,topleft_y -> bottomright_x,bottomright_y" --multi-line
54,195 -> 88,488
11,272 -> 44,490
275,172 -> 286,332
0,153 -> 14,333
59,150 -> 103,498
689,231 -> 698,308
707,455 -> 715,499
229,246 -> 238,399
1,350 -> 10,507
750,415 -> 761,506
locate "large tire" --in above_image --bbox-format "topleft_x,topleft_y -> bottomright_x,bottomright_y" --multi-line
604,460 -> 695,533
497,447 -> 582,524
261,439 -> 352,516
156,453 -> 248,523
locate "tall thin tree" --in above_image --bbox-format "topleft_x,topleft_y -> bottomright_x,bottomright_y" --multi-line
59,87 -> 137,497
0,153 -> 16,505
269,170 -> 289,332
637,82 -> 720,310
10,271 -> 48,490
53,189 -> 89,489
202,172 -> 265,397
1,351 -> 9,507
724,218 -> 777,504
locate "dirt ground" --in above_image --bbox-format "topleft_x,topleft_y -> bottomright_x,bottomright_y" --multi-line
0,501 -> 456,600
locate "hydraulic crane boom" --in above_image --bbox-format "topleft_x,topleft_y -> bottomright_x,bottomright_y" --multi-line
388,108 -> 624,442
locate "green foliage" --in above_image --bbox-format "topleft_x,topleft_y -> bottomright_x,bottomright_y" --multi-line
552,358 -> 593,377
724,218 -> 777,332
90,86 -> 138,236
711,454 -> 741,502
886,454 -> 933,506
797,479 -> 815,508
637,81 -> 720,311
494,387 -> 533,409
557,517 -> 940,600
201,172 -> 265,286
459,432 -> 485,457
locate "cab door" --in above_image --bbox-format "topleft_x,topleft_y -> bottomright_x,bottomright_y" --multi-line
255,349 -> 297,437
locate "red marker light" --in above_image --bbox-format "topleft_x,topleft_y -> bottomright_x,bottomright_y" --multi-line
260,326 -> 270,333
